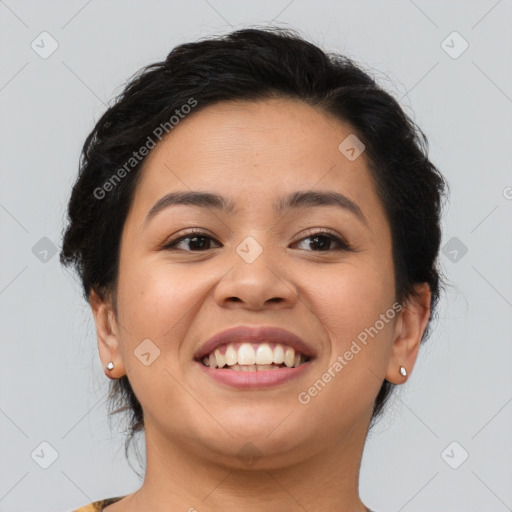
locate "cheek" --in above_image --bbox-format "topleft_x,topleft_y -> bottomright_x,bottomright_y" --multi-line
114,261 -> 207,424
293,264 -> 396,433
308,253 -> 396,372
116,257 -> 203,354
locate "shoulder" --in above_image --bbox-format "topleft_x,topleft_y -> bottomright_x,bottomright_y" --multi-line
72,496 -> 126,512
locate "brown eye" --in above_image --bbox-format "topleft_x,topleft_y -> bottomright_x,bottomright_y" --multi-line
293,231 -> 351,252
162,231 -> 221,251
161,229 -> 351,253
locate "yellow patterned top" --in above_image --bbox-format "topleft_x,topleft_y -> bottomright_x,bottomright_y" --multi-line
73,496 -> 376,511
73,496 -> 126,511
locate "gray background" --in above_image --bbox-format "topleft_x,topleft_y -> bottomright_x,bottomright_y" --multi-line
1,1 -> 511,511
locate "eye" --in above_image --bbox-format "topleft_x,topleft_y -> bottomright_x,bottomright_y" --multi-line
161,229 -> 352,253
162,230 -> 221,252
292,230 -> 352,252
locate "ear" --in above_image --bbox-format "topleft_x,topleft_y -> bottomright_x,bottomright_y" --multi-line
385,282 -> 431,384
89,288 -> 126,379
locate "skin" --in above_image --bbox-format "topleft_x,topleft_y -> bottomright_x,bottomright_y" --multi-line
89,97 -> 431,512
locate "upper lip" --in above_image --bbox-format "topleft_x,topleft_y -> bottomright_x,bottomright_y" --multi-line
194,325 -> 316,361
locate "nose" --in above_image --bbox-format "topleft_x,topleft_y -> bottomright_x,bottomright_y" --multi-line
213,237 -> 298,311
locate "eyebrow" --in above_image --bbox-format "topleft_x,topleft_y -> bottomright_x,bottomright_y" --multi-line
144,190 -> 368,227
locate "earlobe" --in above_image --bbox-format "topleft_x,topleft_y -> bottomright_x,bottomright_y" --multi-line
385,283 -> 431,384
89,288 -> 125,379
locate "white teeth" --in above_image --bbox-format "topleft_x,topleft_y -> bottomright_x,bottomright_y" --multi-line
238,343 -> 256,365
225,345 -> 237,366
202,342 -> 308,368
257,364 -> 279,371
284,347 -> 295,368
273,344 -> 284,364
224,364 -> 283,372
255,343 -> 274,365
214,348 -> 225,368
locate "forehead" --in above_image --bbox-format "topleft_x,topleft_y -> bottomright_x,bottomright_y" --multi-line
127,98 -> 385,228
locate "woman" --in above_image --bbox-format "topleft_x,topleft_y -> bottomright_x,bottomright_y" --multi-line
61,26 -> 447,512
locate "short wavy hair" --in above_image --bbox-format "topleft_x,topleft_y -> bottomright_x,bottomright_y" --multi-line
60,26 -> 448,469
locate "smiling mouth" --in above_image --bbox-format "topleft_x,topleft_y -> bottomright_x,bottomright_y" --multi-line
199,342 -> 311,371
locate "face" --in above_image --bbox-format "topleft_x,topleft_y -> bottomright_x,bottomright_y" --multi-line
93,98 -> 425,469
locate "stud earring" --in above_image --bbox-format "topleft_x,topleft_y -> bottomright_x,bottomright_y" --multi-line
399,366 -> 407,377
106,361 -> 115,371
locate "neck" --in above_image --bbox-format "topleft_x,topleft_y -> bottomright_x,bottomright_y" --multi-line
128,415 -> 371,512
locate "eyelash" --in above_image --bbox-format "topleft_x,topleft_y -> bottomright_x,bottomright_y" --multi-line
161,228 -> 352,253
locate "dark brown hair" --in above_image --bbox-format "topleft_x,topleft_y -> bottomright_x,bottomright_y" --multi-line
60,26 -> 448,470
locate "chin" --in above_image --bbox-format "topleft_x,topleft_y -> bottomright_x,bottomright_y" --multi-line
193,410 -> 315,467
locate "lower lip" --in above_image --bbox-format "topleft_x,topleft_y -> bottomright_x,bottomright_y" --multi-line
195,361 -> 312,389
